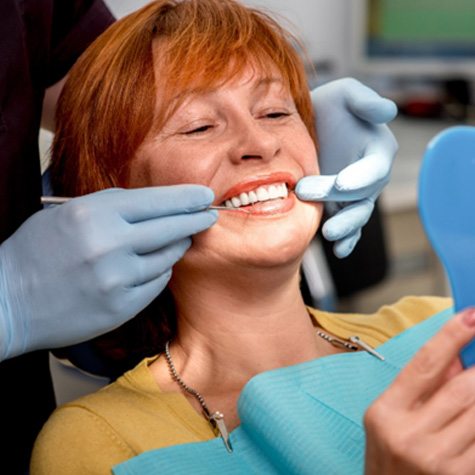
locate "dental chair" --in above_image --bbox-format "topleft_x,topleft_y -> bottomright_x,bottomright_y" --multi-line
319,200 -> 389,300
49,352 -> 110,405
301,237 -> 337,311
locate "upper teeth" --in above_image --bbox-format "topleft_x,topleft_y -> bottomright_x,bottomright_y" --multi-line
223,183 -> 289,208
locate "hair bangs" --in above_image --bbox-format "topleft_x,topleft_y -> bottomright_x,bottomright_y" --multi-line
148,0 -> 315,142
52,0 -> 315,197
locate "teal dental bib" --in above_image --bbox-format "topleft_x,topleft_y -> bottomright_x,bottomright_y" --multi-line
113,307 -> 453,475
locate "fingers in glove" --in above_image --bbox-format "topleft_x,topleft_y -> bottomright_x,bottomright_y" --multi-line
84,185 -> 215,222
344,79 -> 398,124
334,152 -> 392,193
122,239 -> 200,315
129,210 -> 217,254
295,175 -> 338,201
121,269 -> 174,321
332,229 -> 362,259
132,238 -> 192,286
322,199 -> 375,241
90,239 -> 191,322
296,174 -> 383,203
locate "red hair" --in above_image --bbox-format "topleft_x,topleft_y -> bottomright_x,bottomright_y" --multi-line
51,0 -> 316,373
51,0 -> 315,196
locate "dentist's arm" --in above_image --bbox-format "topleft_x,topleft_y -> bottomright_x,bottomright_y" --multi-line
296,78 -> 398,258
0,186 -> 217,361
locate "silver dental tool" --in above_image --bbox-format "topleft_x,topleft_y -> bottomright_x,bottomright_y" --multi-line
40,196 -> 250,212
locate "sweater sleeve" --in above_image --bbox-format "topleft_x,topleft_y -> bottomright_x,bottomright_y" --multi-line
30,405 -> 134,475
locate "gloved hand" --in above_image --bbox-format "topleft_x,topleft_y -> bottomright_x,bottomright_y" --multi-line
295,78 -> 398,258
0,186 -> 217,360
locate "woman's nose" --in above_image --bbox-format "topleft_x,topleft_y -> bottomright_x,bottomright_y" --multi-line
228,117 -> 281,163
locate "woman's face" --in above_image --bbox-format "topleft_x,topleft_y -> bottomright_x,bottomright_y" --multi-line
129,66 -> 323,271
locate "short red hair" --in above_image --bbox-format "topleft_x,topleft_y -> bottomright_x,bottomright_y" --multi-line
51,0 -> 315,196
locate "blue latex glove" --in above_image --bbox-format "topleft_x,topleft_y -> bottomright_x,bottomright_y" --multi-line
295,78 -> 398,258
0,186 -> 217,360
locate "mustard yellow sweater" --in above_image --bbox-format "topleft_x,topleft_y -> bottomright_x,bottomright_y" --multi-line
31,296 -> 451,475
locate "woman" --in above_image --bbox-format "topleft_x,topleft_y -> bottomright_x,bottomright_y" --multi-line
32,1 -> 473,474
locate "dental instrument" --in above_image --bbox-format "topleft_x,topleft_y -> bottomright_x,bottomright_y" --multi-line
40,196 -> 250,212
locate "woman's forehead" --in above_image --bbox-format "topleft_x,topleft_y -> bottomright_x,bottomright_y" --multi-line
149,48 -> 294,132
155,56 -> 289,96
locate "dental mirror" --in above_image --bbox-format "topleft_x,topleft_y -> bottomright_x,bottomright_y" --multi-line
419,126 -> 475,368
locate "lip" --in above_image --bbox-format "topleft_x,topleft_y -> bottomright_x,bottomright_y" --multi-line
217,172 -> 298,204
237,193 -> 296,216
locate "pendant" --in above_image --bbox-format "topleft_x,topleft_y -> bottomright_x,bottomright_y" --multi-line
209,411 -> 233,453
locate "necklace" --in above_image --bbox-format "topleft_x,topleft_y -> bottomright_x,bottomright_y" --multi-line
164,341 -> 233,453
163,330 -> 384,453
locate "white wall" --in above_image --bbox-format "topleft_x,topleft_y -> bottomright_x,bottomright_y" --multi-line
246,0 -> 350,76
104,0 -> 351,76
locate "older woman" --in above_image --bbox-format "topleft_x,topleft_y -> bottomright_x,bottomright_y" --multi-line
32,1 -> 475,474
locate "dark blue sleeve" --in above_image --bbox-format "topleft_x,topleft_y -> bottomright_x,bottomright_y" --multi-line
47,0 -> 115,86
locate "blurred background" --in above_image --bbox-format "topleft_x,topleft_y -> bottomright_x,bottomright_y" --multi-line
43,0 -> 475,313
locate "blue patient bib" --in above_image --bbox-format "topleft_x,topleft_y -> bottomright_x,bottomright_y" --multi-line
113,307 -> 453,475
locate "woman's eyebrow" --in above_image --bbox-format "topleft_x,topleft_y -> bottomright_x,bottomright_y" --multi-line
252,77 -> 284,91
168,77 -> 284,102
251,77 -> 291,100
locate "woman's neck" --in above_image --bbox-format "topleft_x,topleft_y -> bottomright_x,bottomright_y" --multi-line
166,260 -> 323,392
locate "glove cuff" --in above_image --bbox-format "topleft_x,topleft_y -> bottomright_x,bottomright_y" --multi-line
0,242 -> 26,360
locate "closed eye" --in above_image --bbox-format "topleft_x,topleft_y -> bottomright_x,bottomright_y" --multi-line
264,111 -> 291,119
183,124 -> 214,135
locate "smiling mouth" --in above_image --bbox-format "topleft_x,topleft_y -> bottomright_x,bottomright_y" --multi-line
221,182 -> 291,209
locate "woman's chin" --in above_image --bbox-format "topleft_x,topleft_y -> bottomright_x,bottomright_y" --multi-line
234,242 -> 307,268
188,200 -> 322,270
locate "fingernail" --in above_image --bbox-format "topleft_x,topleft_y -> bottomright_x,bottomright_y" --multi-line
462,308 -> 475,327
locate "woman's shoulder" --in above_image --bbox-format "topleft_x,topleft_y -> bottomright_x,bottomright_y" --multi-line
31,356 -> 214,474
31,358 -> 155,474
31,398 -> 135,475
39,355 -> 182,433
375,295 -> 453,322
309,296 -> 453,348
